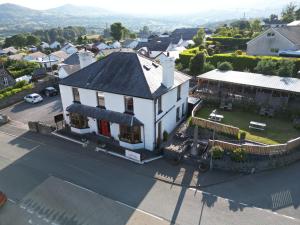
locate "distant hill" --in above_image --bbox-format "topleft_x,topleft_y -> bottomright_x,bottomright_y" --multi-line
0,3 -> 286,37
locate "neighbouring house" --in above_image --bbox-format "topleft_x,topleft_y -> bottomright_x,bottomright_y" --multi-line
32,67 -> 47,80
170,28 -> 199,47
23,51 -> 47,62
49,50 -> 69,63
50,41 -> 61,49
197,69 -> 300,109
262,20 -> 287,29
247,25 -> 300,56
110,41 -> 121,49
28,45 -> 37,52
122,39 -> 139,49
95,42 -> 110,51
8,53 -> 26,61
61,43 -> 78,54
0,49 -> 6,56
59,52 -> 190,151
40,42 -> 50,50
2,46 -> 18,55
58,51 -> 95,79
0,67 -> 16,90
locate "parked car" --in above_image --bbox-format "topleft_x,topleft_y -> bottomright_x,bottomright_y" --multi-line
41,86 -> 59,97
24,93 -> 43,104
0,191 -> 7,207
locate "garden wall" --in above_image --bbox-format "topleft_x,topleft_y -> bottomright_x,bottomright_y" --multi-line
0,78 -> 57,109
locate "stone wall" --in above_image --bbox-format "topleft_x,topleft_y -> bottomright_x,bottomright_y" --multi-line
0,78 -> 58,109
28,121 -> 55,135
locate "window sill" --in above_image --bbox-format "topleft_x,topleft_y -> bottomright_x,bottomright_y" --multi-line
97,105 -> 106,109
73,101 -> 81,104
119,138 -> 142,144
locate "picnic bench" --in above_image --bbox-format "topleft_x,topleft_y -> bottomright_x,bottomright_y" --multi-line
249,121 -> 266,131
209,112 -> 224,122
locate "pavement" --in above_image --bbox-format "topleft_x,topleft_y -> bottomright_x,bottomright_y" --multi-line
0,123 -> 300,225
0,95 -> 62,125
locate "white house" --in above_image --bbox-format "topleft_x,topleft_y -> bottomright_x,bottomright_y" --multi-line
50,41 -> 61,49
95,42 -> 110,51
61,43 -> 78,54
40,41 -> 50,50
58,51 -> 95,79
110,41 -> 121,49
49,50 -> 69,63
247,26 -> 300,56
59,52 -> 190,151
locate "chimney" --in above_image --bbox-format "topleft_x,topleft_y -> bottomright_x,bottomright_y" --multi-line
161,56 -> 175,88
79,51 -> 95,69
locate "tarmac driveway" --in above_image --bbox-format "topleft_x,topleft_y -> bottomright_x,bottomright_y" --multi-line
0,95 -> 63,125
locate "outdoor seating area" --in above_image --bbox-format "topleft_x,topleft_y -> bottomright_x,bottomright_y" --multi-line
196,105 -> 300,145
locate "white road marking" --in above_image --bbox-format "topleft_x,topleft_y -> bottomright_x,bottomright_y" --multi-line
8,198 -> 16,204
188,187 -> 299,221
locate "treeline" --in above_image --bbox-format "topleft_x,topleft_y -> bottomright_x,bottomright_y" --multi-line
3,26 -> 86,48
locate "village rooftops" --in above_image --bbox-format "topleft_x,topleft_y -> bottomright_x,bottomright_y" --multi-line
198,69 -> 300,94
60,52 -> 190,99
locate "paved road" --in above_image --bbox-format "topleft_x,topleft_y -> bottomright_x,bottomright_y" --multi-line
0,95 -> 62,125
0,124 -> 299,225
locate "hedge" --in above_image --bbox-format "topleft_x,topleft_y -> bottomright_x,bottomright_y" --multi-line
207,36 -> 251,50
178,50 -> 300,76
0,82 -> 33,100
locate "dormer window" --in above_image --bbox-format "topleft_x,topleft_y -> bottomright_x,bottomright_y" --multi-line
97,91 -> 105,108
72,87 -> 80,103
124,96 -> 134,114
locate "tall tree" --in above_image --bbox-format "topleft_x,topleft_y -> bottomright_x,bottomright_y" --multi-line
281,2 -> 297,23
189,52 -> 206,75
110,23 -> 124,41
250,19 -> 262,32
26,35 -> 40,46
193,28 -> 205,46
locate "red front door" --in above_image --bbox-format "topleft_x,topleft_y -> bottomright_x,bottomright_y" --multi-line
98,120 -> 111,137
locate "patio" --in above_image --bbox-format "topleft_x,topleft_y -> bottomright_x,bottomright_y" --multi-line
195,106 -> 300,145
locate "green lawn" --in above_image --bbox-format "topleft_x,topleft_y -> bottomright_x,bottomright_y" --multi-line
196,106 -> 300,145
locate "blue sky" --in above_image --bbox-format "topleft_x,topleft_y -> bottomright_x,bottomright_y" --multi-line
0,0 -> 296,15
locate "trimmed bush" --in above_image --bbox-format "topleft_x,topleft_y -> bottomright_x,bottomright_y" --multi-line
217,61 -> 233,71
231,148 -> 246,162
211,145 -> 224,159
163,131 -> 169,142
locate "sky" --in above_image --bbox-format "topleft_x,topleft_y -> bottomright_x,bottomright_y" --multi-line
0,0 -> 296,15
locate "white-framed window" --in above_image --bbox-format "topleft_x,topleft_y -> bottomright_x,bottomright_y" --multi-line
177,85 -> 181,101
3,77 -> 8,86
97,91 -> 105,108
124,96 -> 134,114
72,87 -> 80,103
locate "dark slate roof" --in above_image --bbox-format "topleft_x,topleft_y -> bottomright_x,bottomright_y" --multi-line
60,52 -> 190,99
32,68 -> 47,77
134,37 -> 174,52
66,103 -> 143,126
64,53 -> 80,65
274,26 -> 300,45
171,28 -> 199,42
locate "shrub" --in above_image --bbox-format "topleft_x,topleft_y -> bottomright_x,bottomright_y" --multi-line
277,60 -> 295,77
203,62 -> 215,73
208,36 -> 251,50
189,52 -> 206,75
14,80 -> 27,88
254,59 -> 277,75
217,61 -> 233,71
231,148 -> 246,162
163,131 -> 169,142
235,50 -> 243,55
240,132 -> 246,141
0,94 -> 3,99
211,145 -> 224,159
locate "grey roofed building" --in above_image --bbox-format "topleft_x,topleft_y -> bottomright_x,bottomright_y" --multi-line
198,69 -> 300,94
273,26 -> 300,45
61,64 -> 81,75
60,52 -> 190,99
134,37 -> 175,52
170,28 -> 199,42
0,67 -> 16,90
32,67 -> 47,78
64,53 -> 80,65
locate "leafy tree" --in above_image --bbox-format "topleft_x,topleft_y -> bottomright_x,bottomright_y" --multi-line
193,28 -> 205,46
217,61 -> 233,71
230,20 -> 251,30
110,22 -> 124,41
281,2 -> 297,23
277,60 -> 295,77
270,14 -> 279,22
250,19 -> 262,32
203,62 -> 215,73
189,52 -> 206,75
26,35 -> 40,46
296,8 -> 300,20
254,59 -> 277,75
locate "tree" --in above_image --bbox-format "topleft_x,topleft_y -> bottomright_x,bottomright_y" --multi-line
26,35 -> 40,46
203,62 -> 215,73
217,62 -> 233,71
296,8 -> 300,20
277,60 -> 295,77
250,19 -> 262,32
230,20 -> 251,30
254,59 -> 277,75
193,28 -> 205,46
189,52 -> 206,75
270,14 -> 279,22
110,22 -> 124,41
281,2 -> 297,23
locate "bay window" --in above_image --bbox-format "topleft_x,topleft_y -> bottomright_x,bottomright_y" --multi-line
69,113 -> 88,129
119,125 -> 141,144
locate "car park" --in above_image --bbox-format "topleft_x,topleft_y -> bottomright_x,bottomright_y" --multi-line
24,93 -> 43,104
41,86 -> 59,97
